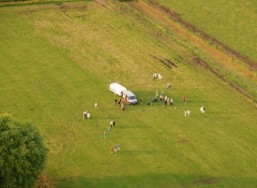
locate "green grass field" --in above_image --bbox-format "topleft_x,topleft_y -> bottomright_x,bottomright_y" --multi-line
1,1 -> 257,187
154,0 -> 257,63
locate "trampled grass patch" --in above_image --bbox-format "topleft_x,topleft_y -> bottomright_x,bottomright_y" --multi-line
0,1 -> 257,187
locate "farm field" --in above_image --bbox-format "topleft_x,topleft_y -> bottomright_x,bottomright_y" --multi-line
154,0 -> 257,63
0,0 -> 257,187
130,0 -> 257,103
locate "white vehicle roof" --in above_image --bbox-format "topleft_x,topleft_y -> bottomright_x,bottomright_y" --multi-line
109,83 -> 127,96
123,90 -> 136,97
110,83 -> 127,91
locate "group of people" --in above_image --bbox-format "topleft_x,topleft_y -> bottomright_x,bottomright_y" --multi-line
153,73 -> 163,80
200,106 -> 206,113
104,120 -> 116,139
160,94 -> 174,107
82,101 -> 121,155
104,120 -> 121,155
150,90 -> 174,107
110,144 -> 120,155
82,78 -> 206,156
83,102 -> 100,119
83,111 -> 90,119
184,106 -> 206,117
184,109 -> 191,117
114,98 -> 126,111
151,81 -> 206,117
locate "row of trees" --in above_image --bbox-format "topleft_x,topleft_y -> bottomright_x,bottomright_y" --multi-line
0,114 -> 47,188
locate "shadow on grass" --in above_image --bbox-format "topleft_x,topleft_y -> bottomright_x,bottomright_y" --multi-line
134,90 -> 203,107
55,173 -> 257,188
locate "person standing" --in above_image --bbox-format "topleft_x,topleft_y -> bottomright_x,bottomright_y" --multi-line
118,98 -> 122,105
110,120 -> 116,128
200,106 -> 206,113
167,83 -> 172,89
187,109 -> 191,117
170,98 -> 173,106
83,111 -> 88,119
164,98 -> 168,106
121,103 -> 125,111
183,96 -> 187,103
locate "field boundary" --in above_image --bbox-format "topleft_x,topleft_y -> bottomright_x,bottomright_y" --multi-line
128,0 -> 257,105
0,0 -> 90,8
147,0 -> 257,70
192,56 -> 257,103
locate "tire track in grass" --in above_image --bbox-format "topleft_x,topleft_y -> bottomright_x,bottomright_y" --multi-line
147,1 -> 257,69
137,0 -> 257,73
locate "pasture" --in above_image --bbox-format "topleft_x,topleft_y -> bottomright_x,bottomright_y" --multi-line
155,0 -> 257,63
0,1 -> 257,187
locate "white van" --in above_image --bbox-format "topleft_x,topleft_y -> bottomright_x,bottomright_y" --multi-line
109,83 -> 127,96
123,90 -> 137,105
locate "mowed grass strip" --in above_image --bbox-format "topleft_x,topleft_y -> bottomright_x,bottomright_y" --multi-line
0,1 -> 257,187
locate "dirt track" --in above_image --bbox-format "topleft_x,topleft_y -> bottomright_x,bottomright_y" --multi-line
127,0 -> 257,103
147,0 -> 257,70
